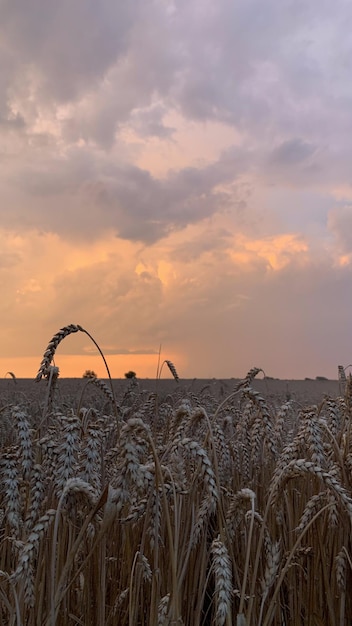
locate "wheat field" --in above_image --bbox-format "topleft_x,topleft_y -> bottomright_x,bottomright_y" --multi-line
0,326 -> 351,625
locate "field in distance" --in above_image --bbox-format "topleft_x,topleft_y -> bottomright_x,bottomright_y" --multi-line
0,375 -> 342,406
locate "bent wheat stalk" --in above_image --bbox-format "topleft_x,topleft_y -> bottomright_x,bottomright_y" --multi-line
35,323 -> 118,419
157,359 -> 179,382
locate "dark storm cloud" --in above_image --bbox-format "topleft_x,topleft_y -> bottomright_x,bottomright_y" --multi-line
170,1 -> 325,126
2,0 -> 347,141
1,0 -> 352,245
4,144 -> 248,243
82,157 -> 243,243
0,0 -> 141,102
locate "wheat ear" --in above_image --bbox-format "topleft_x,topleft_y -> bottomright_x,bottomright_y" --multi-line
211,536 -> 232,626
35,324 -> 83,381
35,323 -> 119,420
158,359 -> 179,381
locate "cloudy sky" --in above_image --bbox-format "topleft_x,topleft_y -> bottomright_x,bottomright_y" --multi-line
1,0 -> 352,379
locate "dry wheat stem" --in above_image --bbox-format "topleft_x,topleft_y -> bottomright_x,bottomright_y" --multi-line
262,502 -> 333,626
238,488 -> 256,616
49,482 -> 108,625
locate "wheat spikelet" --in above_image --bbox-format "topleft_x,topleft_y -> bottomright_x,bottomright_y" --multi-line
60,477 -> 97,504
24,563 -> 35,608
336,549 -> 346,591
261,540 -> 280,596
296,492 -> 326,532
242,386 -> 276,456
147,486 -> 161,550
0,451 -> 21,537
11,509 -> 56,582
79,424 -> 103,498
158,594 -> 170,625
187,406 -> 209,440
39,434 -> 58,484
122,494 -> 149,524
240,367 -> 263,388
271,459 -> 352,518
236,403 -> 252,481
302,409 -> 326,467
169,399 -> 192,444
117,587 -> 129,607
225,488 -> 256,541
338,365 -> 347,395
136,551 -> 152,582
250,413 -> 263,466
25,464 -> 47,531
258,538 -> 281,626
35,324 -> 83,381
274,401 -> 293,449
172,437 -> 218,546
115,417 -> 153,492
326,490 -> 339,527
54,414 -> 81,497
226,367 -> 264,402
212,420 -> 232,483
177,438 -> 218,503
165,360 -> 179,381
154,401 -> 173,448
338,365 -> 347,383
344,374 -> 352,410
191,495 -> 214,546
5,371 -> 17,383
12,406 -> 33,481
273,427 -> 307,481
89,376 -> 117,407
42,365 -> 60,414
211,537 -> 232,626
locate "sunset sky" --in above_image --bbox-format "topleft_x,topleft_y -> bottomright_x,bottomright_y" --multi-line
1,0 -> 352,379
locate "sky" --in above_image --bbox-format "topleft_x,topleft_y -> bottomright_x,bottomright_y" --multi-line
1,0 -> 352,380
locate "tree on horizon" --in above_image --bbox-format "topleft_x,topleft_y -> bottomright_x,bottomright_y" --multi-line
82,369 -> 97,378
124,370 -> 137,379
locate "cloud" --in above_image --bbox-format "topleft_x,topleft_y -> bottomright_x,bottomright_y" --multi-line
129,104 -> 175,139
1,144 -> 249,243
1,1 -> 352,223
0,223 -> 351,379
1,0 -> 352,379
0,0 -> 141,102
84,346 -> 158,356
0,251 -> 21,269
269,138 -> 317,167
328,205 -> 352,255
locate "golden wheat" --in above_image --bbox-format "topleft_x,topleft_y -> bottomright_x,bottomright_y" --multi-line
0,357 -> 351,624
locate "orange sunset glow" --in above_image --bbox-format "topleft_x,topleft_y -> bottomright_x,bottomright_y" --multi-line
1,2 -> 352,380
